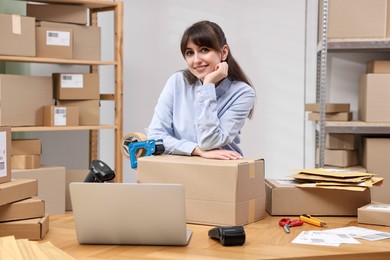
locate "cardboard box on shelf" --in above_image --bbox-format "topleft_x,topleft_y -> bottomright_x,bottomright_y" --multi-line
362,137 -> 390,203
326,0 -> 390,39
65,169 -> 89,211
0,126 -> 11,184
38,21 -> 101,60
36,27 -> 73,59
358,203 -> 390,226
325,133 -> 356,150
0,179 -> 38,207
43,106 -> 79,127
57,100 -> 100,126
0,214 -> 49,240
27,3 -> 88,25
11,155 -> 41,169
0,198 -> 45,222
265,178 -> 371,216
324,148 -> 359,167
0,14 -> 35,57
359,74 -> 390,122
138,155 -> 266,226
305,103 -> 350,113
11,139 -> 41,156
53,73 -> 100,100
12,166 -> 66,214
367,60 -> 390,73
0,75 -> 53,126
308,112 -> 352,121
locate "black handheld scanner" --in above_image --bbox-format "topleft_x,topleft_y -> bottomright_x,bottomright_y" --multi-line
208,226 -> 246,246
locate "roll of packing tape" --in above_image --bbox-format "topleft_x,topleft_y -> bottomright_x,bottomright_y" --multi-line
121,132 -> 148,159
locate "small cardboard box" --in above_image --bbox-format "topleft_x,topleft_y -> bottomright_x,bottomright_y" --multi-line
359,74 -> 390,122
324,149 -> 359,167
43,106 -> 79,126
308,112 -> 352,121
358,203 -> 390,226
27,3 -> 88,25
36,27 -> 73,59
362,137 -> 390,203
0,198 -> 45,222
138,155 -> 266,226
65,169 -> 89,211
12,166 -> 66,214
0,75 -> 53,126
0,179 -> 38,207
0,214 -> 49,240
0,14 -> 35,56
326,133 -> 356,150
367,60 -> 390,73
57,100 -> 100,125
327,0 -> 390,39
39,21 -> 101,60
0,126 -> 11,184
265,178 -> 371,216
11,155 -> 41,169
11,139 -> 41,155
53,73 -> 100,100
305,103 -> 350,113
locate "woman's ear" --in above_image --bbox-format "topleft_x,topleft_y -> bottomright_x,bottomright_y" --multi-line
221,45 -> 229,61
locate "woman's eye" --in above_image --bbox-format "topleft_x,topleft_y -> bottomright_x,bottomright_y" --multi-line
201,48 -> 209,53
185,51 -> 194,57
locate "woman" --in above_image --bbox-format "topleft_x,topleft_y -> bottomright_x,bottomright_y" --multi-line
147,20 -> 256,160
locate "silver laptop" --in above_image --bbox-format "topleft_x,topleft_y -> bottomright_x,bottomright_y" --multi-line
69,182 -> 192,245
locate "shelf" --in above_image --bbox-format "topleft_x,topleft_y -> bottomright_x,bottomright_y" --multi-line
0,55 -> 116,65
324,38 -> 390,52
11,125 -> 116,132
323,121 -> 390,134
16,0 -> 118,9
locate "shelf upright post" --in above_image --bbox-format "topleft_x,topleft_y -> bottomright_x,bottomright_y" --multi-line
317,0 -> 329,168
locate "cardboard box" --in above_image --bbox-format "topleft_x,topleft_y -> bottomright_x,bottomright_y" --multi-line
43,106 -> 79,126
327,0 -> 390,39
308,112 -> 352,121
326,133 -> 356,150
362,138 -> 390,203
358,203 -> 390,226
53,73 -> 100,100
36,27 -> 73,59
27,3 -> 88,25
0,214 -> 49,240
138,155 -> 266,226
65,169 -> 89,211
265,178 -> 371,216
0,126 -> 11,184
0,75 -> 53,126
11,155 -> 41,169
0,179 -> 38,207
38,21 -> 101,60
57,100 -> 100,125
305,103 -> 350,113
0,14 -> 35,56
324,149 -> 359,167
0,198 -> 45,222
367,60 -> 390,73
359,74 -> 390,122
12,166 -> 66,214
11,139 -> 41,155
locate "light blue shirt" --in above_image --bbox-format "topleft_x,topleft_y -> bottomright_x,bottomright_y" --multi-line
147,71 -> 256,156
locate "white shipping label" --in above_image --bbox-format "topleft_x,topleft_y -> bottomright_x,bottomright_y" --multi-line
11,15 -> 22,35
0,132 -> 7,177
61,74 -> 83,88
54,107 -> 67,126
366,205 -> 390,212
46,31 -> 71,46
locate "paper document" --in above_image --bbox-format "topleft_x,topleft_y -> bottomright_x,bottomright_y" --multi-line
292,231 -> 360,247
326,226 -> 390,241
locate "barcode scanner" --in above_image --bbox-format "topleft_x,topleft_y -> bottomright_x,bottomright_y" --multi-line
208,226 -> 246,246
84,160 -> 116,183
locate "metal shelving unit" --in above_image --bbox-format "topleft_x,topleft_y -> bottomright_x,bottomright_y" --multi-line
316,0 -> 390,167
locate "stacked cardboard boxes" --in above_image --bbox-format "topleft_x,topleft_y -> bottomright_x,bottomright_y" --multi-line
323,133 -> 359,167
0,127 -> 49,240
305,103 -> 352,122
11,139 -> 41,169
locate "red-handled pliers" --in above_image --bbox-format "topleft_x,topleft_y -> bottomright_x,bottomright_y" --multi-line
279,218 -> 303,234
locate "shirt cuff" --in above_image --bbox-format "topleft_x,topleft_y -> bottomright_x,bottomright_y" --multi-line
195,83 -> 216,101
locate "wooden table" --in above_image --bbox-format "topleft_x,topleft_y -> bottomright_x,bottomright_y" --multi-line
43,213 -> 390,259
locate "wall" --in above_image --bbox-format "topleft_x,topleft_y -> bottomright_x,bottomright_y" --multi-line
123,0 -> 315,182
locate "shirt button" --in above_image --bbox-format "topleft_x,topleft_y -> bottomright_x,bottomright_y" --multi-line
197,91 -> 201,96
